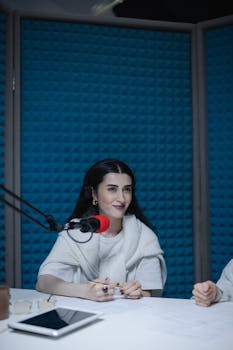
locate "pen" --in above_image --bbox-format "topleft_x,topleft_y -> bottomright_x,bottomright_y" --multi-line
88,281 -> 123,289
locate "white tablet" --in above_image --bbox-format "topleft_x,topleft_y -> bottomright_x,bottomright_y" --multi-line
8,307 -> 103,337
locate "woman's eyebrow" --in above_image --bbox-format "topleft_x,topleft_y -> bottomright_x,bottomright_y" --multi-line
106,184 -> 132,188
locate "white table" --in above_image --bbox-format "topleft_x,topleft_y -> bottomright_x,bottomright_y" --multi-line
1,288 -> 233,350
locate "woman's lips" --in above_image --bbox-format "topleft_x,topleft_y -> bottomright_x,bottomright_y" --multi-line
113,204 -> 125,210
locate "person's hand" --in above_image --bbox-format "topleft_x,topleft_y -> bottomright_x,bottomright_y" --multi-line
120,280 -> 142,299
87,278 -> 115,302
192,280 -> 218,307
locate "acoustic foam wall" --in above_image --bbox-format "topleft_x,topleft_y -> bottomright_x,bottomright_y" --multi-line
206,24 -> 233,282
20,19 -> 193,297
0,12 -> 6,284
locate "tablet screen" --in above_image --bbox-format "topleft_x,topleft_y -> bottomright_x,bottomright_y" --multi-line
20,308 -> 96,329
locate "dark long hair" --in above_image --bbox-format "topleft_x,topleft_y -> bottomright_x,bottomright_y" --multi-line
68,158 -> 149,226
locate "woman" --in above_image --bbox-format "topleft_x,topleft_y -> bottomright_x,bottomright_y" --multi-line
36,158 -> 167,301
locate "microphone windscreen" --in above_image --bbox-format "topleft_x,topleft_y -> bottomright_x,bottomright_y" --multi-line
93,215 -> 110,233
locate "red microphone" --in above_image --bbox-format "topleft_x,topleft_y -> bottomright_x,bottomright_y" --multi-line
91,215 -> 110,233
67,215 -> 110,233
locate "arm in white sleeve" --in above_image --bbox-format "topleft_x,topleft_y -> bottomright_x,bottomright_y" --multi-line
216,259 -> 233,302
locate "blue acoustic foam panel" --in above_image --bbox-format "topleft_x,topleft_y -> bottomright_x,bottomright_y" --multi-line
206,24 -> 233,282
20,19 -> 193,297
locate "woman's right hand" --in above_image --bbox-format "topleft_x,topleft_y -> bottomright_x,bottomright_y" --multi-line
86,278 -> 115,302
36,275 -> 115,302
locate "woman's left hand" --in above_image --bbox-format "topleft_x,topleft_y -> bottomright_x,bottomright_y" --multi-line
121,280 -> 142,299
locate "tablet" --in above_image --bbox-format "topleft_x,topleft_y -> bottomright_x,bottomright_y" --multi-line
8,307 -> 103,337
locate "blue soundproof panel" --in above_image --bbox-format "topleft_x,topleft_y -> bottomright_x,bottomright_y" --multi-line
20,18 -> 193,297
0,12 -> 6,284
206,24 -> 233,282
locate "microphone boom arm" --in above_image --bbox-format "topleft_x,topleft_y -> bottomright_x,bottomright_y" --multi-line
0,184 -> 58,232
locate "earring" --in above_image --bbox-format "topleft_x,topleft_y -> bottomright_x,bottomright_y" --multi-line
92,199 -> 98,206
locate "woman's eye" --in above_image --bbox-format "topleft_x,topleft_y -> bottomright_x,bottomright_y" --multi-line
124,187 -> 132,193
108,187 -> 117,192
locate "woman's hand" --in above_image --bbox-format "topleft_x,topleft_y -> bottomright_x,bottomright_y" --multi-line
86,278 -> 116,302
120,280 -> 144,299
192,281 -> 218,306
37,275 -> 116,302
